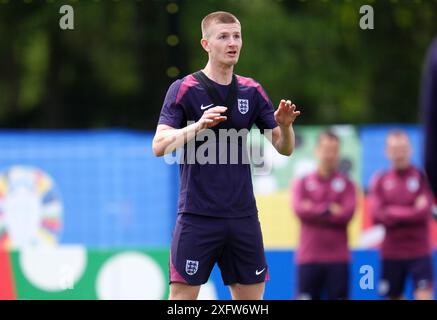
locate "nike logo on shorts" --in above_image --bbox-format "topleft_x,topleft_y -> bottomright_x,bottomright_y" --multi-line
255,268 -> 266,276
200,103 -> 214,110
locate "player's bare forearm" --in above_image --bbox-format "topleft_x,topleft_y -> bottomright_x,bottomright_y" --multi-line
152,106 -> 228,157
272,124 -> 295,156
152,123 -> 200,157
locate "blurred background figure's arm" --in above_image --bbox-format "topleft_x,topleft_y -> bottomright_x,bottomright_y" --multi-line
324,181 -> 357,227
421,38 -> 437,197
368,174 -> 397,227
291,178 -> 329,224
384,194 -> 432,224
384,174 -> 434,224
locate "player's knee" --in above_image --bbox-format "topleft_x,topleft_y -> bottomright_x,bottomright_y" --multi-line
169,283 -> 200,300
230,282 -> 265,300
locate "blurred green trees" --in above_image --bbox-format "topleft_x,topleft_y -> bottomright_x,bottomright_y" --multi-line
0,0 -> 436,129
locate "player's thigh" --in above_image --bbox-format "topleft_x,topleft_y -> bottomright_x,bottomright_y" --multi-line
296,264 -> 324,300
169,283 -> 201,300
218,215 -> 268,287
325,263 -> 349,300
170,213 -> 226,286
229,282 -> 265,300
409,256 -> 434,300
379,259 -> 406,299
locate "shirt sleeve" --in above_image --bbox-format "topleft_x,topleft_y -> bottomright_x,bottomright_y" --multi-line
158,79 -> 185,129
254,84 -> 278,132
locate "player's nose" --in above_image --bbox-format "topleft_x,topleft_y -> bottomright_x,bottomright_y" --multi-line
227,44 -> 238,53
228,38 -> 238,47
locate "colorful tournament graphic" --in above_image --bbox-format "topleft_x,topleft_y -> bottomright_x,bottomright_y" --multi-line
0,166 -> 63,250
0,128 -> 435,300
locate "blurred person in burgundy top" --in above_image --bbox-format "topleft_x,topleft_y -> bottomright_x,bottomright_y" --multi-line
291,130 -> 357,300
369,130 -> 434,300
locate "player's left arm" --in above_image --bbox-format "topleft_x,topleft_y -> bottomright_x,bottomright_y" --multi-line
385,193 -> 433,223
270,99 -> 301,156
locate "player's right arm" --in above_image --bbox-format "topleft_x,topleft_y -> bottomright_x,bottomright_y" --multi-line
152,106 -> 228,157
152,79 -> 228,157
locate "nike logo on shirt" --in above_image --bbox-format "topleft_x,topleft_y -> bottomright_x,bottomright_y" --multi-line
200,103 -> 214,110
255,268 -> 266,276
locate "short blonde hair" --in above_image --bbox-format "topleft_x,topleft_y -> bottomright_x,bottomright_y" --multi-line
201,11 -> 240,38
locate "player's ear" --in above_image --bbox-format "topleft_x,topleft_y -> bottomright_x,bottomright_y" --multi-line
200,38 -> 210,53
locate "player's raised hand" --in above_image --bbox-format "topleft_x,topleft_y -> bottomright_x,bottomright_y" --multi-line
196,106 -> 228,130
274,99 -> 301,127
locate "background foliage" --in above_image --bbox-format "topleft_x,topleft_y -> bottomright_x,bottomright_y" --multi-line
0,0 -> 436,129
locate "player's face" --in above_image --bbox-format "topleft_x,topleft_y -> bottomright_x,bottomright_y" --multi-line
205,22 -> 242,66
386,135 -> 412,170
316,137 -> 340,172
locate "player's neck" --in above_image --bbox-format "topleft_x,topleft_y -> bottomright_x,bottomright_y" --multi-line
393,163 -> 412,173
317,166 -> 335,179
202,62 -> 234,85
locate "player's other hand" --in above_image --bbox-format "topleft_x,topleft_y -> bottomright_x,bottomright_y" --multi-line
302,200 -> 312,210
274,99 -> 301,127
196,106 -> 227,130
329,203 -> 342,215
415,194 -> 428,210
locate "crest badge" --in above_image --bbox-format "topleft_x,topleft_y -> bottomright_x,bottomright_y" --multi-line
238,99 -> 249,114
185,260 -> 199,275
406,176 -> 419,193
331,178 -> 346,193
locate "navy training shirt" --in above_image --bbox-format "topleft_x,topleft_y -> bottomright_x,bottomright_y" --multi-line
158,72 -> 278,218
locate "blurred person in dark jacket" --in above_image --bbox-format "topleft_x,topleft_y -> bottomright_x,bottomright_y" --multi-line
421,38 -> 437,198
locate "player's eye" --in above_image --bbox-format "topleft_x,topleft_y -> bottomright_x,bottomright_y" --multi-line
234,34 -> 241,39
219,34 -> 227,39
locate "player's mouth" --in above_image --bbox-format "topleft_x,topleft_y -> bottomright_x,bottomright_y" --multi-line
226,50 -> 238,57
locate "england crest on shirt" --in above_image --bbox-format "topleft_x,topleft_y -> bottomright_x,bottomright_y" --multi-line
331,178 -> 346,193
406,176 -> 419,193
185,260 -> 199,275
238,99 -> 249,114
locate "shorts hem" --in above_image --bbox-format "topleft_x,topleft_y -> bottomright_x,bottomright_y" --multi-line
169,280 -> 208,286
223,279 -> 268,286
